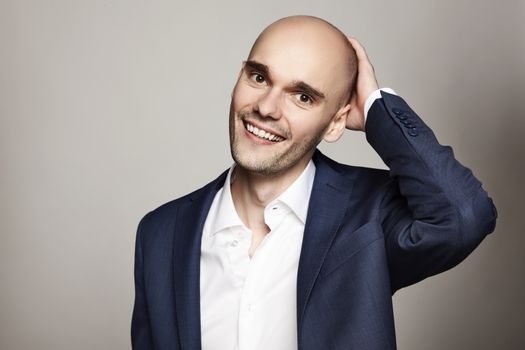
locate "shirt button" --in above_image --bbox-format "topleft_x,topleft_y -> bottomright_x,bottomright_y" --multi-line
230,240 -> 239,247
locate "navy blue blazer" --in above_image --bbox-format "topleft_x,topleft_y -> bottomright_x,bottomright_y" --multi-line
131,92 -> 497,349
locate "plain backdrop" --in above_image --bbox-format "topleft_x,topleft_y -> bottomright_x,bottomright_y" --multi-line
1,0 -> 524,349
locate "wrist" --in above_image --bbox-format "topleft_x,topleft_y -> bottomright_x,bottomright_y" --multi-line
364,88 -> 397,121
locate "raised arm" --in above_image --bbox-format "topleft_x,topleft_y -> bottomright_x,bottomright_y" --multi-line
347,37 -> 497,292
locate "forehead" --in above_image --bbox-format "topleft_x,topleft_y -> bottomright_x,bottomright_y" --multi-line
248,27 -> 347,95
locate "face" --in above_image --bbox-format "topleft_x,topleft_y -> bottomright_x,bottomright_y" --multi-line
229,24 -> 351,177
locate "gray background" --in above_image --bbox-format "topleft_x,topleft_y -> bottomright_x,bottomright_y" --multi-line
1,0 -> 524,349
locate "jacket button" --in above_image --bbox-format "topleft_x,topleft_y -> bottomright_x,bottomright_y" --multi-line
401,119 -> 412,125
408,128 -> 418,136
395,114 -> 408,120
392,108 -> 404,115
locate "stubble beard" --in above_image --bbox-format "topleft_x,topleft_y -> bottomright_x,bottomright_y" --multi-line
228,102 -> 325,177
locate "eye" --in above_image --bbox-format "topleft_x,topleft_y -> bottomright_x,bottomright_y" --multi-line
297,93 -> 313,105
250,72 -> 266,84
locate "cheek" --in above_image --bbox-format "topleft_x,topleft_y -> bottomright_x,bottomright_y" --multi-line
232,83 -> 261,110
287,110 -> 333,138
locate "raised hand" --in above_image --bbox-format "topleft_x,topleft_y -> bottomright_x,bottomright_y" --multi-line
346,37 -> 379,131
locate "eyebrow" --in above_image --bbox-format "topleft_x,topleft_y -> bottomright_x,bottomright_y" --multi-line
244,60 -> 271,80
290,80 -> 325,101
244,60 -> 326,101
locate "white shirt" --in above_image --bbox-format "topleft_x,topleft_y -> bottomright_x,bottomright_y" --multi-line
200,160 -> 316,350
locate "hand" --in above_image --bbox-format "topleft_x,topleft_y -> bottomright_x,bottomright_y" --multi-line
346,37 -> 379,131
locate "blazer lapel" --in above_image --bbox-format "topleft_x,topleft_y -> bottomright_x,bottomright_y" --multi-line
172,171 -> 228,350
296,150 -> 356,335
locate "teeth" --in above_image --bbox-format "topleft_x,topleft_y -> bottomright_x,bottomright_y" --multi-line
245,123 -> 283,142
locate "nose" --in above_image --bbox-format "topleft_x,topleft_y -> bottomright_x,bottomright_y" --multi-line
253,88 -> 282,120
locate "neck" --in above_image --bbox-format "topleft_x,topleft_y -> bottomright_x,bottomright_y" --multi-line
230,157 -> 311,230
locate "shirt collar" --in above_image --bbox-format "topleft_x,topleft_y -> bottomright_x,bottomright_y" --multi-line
209,160 -> 316,236
269,160 -> 316,224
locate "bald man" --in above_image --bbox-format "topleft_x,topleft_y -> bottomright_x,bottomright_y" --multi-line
131,16 -> 497,350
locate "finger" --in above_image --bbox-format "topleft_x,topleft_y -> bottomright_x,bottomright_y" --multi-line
347,36 -> 375,75
347,37 -> 370,62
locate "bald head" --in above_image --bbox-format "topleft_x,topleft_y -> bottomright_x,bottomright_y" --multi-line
248,16 -> 357,105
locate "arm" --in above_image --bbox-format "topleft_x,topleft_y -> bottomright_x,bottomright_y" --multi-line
347,38 -> 497,292
131,214 -> 154,349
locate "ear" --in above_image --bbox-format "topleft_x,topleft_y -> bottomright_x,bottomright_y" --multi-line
323,103 -> 351,143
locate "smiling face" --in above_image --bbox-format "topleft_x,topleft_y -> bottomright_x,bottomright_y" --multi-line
229,16 -> 357,177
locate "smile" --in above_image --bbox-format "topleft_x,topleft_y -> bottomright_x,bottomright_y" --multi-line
244,122 -> 284,142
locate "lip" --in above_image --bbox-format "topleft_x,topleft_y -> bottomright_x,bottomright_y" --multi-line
242,120 -> 286,140
241,120 -> 285,145
243,126 -> 278,145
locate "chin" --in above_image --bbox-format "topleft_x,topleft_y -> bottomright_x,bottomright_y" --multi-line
232,152 -> 279,176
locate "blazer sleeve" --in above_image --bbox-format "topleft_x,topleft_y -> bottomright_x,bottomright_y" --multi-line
365,91 -> 498,293
131,214 -> 154,349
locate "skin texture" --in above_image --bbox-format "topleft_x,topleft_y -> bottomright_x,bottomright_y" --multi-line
227,16 -> 379,256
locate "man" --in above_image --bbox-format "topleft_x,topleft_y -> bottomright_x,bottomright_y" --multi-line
131,16 -> 497,349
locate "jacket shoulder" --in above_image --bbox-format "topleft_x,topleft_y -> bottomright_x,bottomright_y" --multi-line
314,150 -> 393,189
138,169 -> 229,231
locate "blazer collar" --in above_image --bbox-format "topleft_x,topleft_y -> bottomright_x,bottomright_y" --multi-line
172,169 -> 228,350
296,149 -> 356,337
